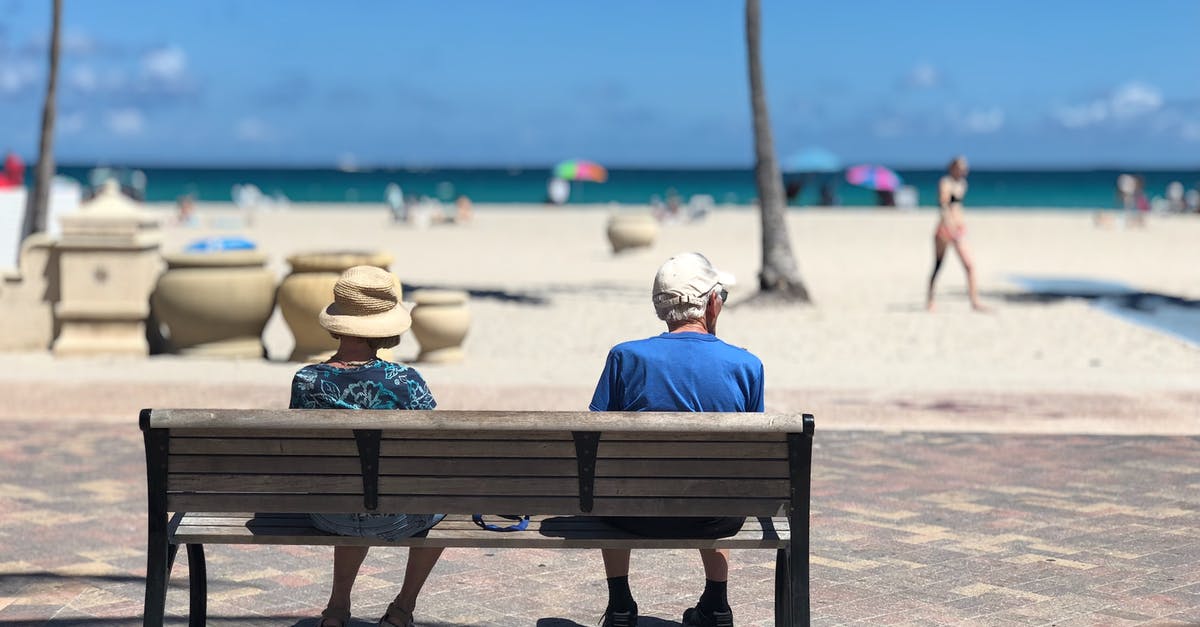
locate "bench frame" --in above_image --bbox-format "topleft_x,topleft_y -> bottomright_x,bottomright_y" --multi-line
141,409 -> 814,626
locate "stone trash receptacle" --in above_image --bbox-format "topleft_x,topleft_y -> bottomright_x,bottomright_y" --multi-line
277,251 -> 396,362
151,250 -> 275,358
410,289 -> 470,363
52,180 -> 161,357
606,213 -> 658,254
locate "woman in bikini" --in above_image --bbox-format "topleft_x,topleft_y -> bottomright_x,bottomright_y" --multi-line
927,155 -> 987,311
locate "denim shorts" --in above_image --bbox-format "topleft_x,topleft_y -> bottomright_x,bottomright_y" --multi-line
309,513 -> 445,542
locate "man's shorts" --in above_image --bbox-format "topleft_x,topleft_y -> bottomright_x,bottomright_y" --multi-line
604,516 -> 745,539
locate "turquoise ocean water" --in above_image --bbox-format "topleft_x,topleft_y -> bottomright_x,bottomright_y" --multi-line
58,165 -> 1199,209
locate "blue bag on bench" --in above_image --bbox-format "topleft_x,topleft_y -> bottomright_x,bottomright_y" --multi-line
471,514 -> 530,532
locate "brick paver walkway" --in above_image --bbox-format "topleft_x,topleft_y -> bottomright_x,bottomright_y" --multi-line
1,421 -> 1197,626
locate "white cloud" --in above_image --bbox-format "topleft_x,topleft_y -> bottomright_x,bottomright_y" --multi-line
903,63 -> 941,90
1054,81 -> 1164,129
1056,101 -> 1108,128
0,60 -> 38,94
58,111 -> 86,135
1109,82 -> 1162,118
61,31 -> 99,56
235,117 -> 272,142
141,46 -> 187,82
106,108 -> 145,136
68,66 -> 97,92
952,106 -> 1005,134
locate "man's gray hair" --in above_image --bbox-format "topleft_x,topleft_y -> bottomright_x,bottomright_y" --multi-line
655,285 -> 718,323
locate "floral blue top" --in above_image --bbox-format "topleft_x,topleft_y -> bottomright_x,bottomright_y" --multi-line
289,359 -> 436,411
289,359 -> 441,541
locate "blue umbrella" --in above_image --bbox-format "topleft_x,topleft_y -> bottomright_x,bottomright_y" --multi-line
783,147 -> 841,173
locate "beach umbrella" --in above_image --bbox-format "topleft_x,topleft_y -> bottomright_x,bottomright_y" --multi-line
783,147 -> 841,173
554,159 -> 608,183
845,164 -> 902,191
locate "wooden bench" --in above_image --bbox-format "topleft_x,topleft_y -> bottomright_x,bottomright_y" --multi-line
141,409 -> 814,626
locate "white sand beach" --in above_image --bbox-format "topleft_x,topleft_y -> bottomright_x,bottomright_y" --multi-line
7,204 -> 1198,433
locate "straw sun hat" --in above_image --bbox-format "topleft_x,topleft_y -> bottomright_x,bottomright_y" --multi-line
318,265 -> 411,338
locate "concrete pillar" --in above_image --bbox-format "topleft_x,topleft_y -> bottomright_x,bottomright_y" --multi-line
52,180 -> 162,357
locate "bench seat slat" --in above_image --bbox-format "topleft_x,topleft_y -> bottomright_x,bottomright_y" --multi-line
169,438 -> 786,459
167,456 -> 790,478
172,514 -> 791,533
167,494 -> 788,517
169,513 -> 790,549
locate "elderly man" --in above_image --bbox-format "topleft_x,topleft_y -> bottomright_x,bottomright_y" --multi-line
590,252 -> 764,627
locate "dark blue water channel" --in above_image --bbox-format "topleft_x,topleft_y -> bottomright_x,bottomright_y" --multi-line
1009,276 -> 1200,347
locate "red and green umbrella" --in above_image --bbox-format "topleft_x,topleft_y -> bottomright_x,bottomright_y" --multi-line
554,159 -> 608,183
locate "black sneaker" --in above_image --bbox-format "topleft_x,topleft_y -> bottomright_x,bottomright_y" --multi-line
601,605 -> 638,627
682,604 -> 733,627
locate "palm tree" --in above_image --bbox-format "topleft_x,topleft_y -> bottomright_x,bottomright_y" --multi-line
745,0 -> 810,302
20,0 -> 62,244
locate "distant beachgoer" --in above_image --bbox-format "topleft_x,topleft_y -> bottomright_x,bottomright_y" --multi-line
785,180 -> 802,204
385,183 -> 407,223
818,179 -> 838,206
1185,188 -> 1200,214
547,178 -> 569,205
927,155 -> 987,312
1166,182 -> 1185,213
292,266 -> 446,627
1,151 -> 24,188
876,189 -> 896,207
454,195 -> 473,224
1127,175 -> 1149,228
175,195 -> 197,226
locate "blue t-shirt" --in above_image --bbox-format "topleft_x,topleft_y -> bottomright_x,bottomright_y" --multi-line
589,332 -> 764,412
289,359 -> 436,411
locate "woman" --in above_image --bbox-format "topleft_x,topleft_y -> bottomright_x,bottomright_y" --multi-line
927,156 -> 987,311
289,265 -> 443,627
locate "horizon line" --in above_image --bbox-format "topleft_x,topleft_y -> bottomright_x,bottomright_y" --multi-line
53,161 -> 1200,173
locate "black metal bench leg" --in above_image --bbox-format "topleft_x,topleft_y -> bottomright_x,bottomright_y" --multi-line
143,526 -> 169,626
186,543 -> 207,627
775,547 -> 791,627
788,536 -> 809,626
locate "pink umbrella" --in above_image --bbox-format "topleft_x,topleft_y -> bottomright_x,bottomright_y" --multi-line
845,164 -> 902,192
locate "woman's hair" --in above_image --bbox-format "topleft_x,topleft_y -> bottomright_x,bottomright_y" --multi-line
327,333 -> 401,350
948,155 -> 968,173
367,335 -> 401,350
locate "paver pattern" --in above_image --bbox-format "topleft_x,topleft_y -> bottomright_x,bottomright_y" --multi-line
1,421 -> 1197,626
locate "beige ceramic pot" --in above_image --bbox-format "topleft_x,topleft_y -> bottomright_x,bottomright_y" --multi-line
277,251 -> 396,362
410,289 -> 470,363
606,213 -> 658,253
151,250 -> 276,358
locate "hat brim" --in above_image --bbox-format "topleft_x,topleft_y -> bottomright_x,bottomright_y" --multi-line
318,303 -> 412,338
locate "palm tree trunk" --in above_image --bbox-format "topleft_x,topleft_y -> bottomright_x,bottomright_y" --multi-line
746,0 -> 810,302
20,0 -> 61,243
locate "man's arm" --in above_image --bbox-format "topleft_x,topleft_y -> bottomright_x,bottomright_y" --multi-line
588,350 -> 621,411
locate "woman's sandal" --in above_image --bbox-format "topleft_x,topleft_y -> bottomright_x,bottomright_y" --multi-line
379,600 -> 415,627
319,606 -> 351,627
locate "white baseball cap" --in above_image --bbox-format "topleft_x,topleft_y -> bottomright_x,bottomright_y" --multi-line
652,252 -> 736,316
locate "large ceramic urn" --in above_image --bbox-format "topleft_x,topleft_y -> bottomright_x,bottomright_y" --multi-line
277,251 -> 395,362
410,289 -> 470,363
606,213 -> 658,254
151,250 -> 275,358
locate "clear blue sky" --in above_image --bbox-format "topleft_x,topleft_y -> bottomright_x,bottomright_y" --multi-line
1,0 -> 1197,168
